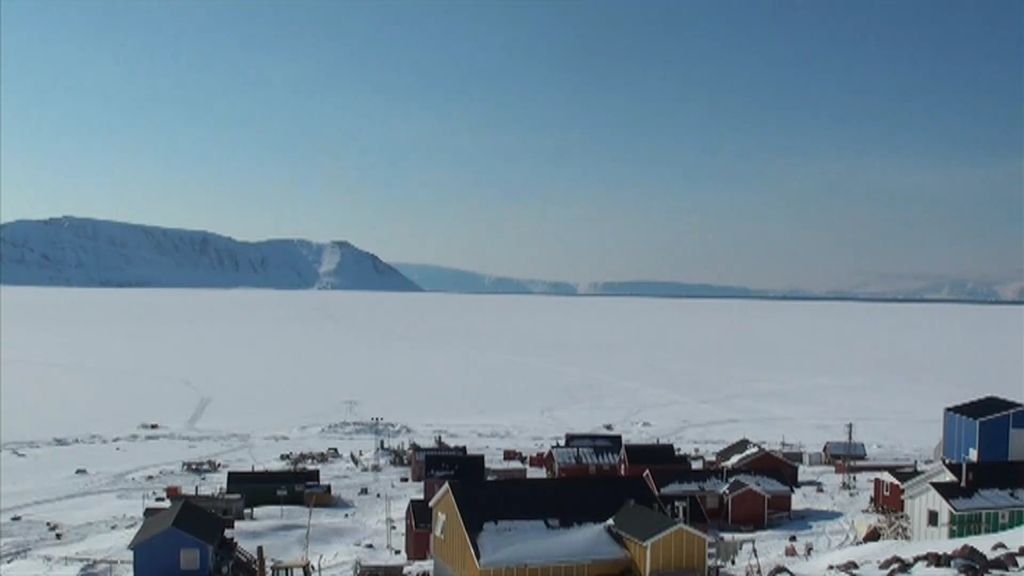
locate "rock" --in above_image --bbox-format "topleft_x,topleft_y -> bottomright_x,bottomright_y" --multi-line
991,542 -> 1008,551
879,556 -> 909,570
766,566 -> 794,576
828,560 -> 859,573
862,526 -> 881,543
985,557 -> 1010,572
951,544 -> 989,568
999,553 -> 1019,569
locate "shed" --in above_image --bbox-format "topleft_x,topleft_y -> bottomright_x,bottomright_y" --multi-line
128,500 -> 226,576
942,395 -> 1024,463
612,503 -> 709,576
873,468 -> 922,514
405,499 -> 431,561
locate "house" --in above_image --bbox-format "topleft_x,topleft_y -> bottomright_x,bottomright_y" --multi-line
621,443 -> 691,477
423,454 -> 485,500
411,445 -> 468,482
545,433 -> 623,478
225,469 -> 321,508
717,446 -> 798,487
872,468 -> 922,514
128,500 -> 229,576
405,499 -> 431,561
822,441 -> 867,464
904,461 -> 1024,540
942,395 -> 1024,463
167,491 -> 245,522
429,476 -> 691,576
658,472 -> 792,530
611,503 -> 710,576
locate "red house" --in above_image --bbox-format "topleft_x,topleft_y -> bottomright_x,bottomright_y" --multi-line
719,446 -> 799,488
658,472 -> 792,530
404,499 -> 431,561
873,469 -> 921,514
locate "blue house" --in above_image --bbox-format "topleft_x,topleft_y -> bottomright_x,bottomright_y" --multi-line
942,396 -> 1024,463
129,500 -> 226,576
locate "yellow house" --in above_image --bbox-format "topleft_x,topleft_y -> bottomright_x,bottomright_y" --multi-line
428,477 -> 709,576
610,504 -> 709,576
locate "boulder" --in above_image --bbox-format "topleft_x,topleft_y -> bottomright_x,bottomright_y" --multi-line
951,544 -> 989,568
766,566 -> 794,576
879,556 -> 909,570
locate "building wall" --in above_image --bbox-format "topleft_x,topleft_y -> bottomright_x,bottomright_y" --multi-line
726,490 -> 766,529
647,528 -> 707,576
132,528 -> 213,576
767,495 -> 791,514
906,487 -> 952,541
943,411 -> 979,463
873,479 -> 905,513
431,490 -> 480,576
1012,410 -> 1024,461
406,511 -> 430,561
949,509 -> 1024,538
979,415 -> 1011,462
621,538 -> 646,575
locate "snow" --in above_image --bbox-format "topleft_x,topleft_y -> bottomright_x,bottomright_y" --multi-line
0,217 -> 420,291
476,521 -> 627,568
720,445 -> 763,468
729,475 -> 791,496
1,287 -> 1022,574
549,447 -> 619,466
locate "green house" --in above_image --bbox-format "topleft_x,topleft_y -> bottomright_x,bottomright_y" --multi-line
933,482 -> 1024,538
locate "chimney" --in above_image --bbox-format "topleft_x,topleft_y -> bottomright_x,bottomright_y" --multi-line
960,460 -> 967,488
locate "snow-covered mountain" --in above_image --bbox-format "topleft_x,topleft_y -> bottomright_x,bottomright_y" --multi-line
0,217 -> 421,291
394,263 -> 577,295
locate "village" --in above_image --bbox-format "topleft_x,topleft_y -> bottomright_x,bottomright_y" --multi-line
120,394 -> 1024,576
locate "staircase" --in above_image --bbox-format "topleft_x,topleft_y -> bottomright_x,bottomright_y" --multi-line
232,544 -> 260,576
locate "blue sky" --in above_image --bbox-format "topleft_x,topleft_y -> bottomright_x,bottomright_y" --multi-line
2,0 -> 1021,289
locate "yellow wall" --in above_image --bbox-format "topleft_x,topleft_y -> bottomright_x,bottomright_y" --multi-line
622,527 -> 707,576
431,489 -> 480,576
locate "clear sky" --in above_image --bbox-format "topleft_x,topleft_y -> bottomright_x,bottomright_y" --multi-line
2,0 -> 1021,290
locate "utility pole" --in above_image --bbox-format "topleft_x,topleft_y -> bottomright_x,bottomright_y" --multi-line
841,422 -> 854,491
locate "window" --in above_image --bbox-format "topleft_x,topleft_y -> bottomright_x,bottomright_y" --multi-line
883,482 -> 890,496
180,548 -> 200,571
998,511 -> 1009,523
434,512 -> 446,539
927,510 -> 939,527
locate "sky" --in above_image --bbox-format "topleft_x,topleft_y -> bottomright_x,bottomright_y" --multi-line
1,0 -> 1021,290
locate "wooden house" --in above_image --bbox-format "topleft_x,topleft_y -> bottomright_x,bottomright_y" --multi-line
546,433 -> 623,478
717,446 -> 799,488
904,461 -> 1024,540
226,469 -> 321,509
822,441 -> 867,464
428,477 -> 686,576
405,499 -> 431,561
621,443 -> 691,477
128,500 -> 229,576
872,468 -> 922,514
657,472 -> 792,530
611,503 -> 709,576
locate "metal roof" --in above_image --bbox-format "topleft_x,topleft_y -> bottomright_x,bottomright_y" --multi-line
550,446 -> 620,466
611,503 -> 680,544
823,441 -> 867,459
128,500 -> 225,550
946,396 -> 1024,420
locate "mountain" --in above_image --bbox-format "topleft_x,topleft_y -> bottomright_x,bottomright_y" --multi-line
394,263 -> 577,295
397,263 -> 1022,303
0,217 -> 421,291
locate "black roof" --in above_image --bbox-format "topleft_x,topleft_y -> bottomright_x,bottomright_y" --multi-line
889,469 -> 923,484
447,476 -> 659,555
931,482 -> 1024,512
612,503 -> 679,543
946,396 -> 1024,420
226,469 -> 320,486
423,453 -> 485,483
407,499 -> 431,530
623,444 -> 680,466
128,500 -> 224,549
942,461 -> 1024,490
564,433 -> 623,453
716,438 -> 756,463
